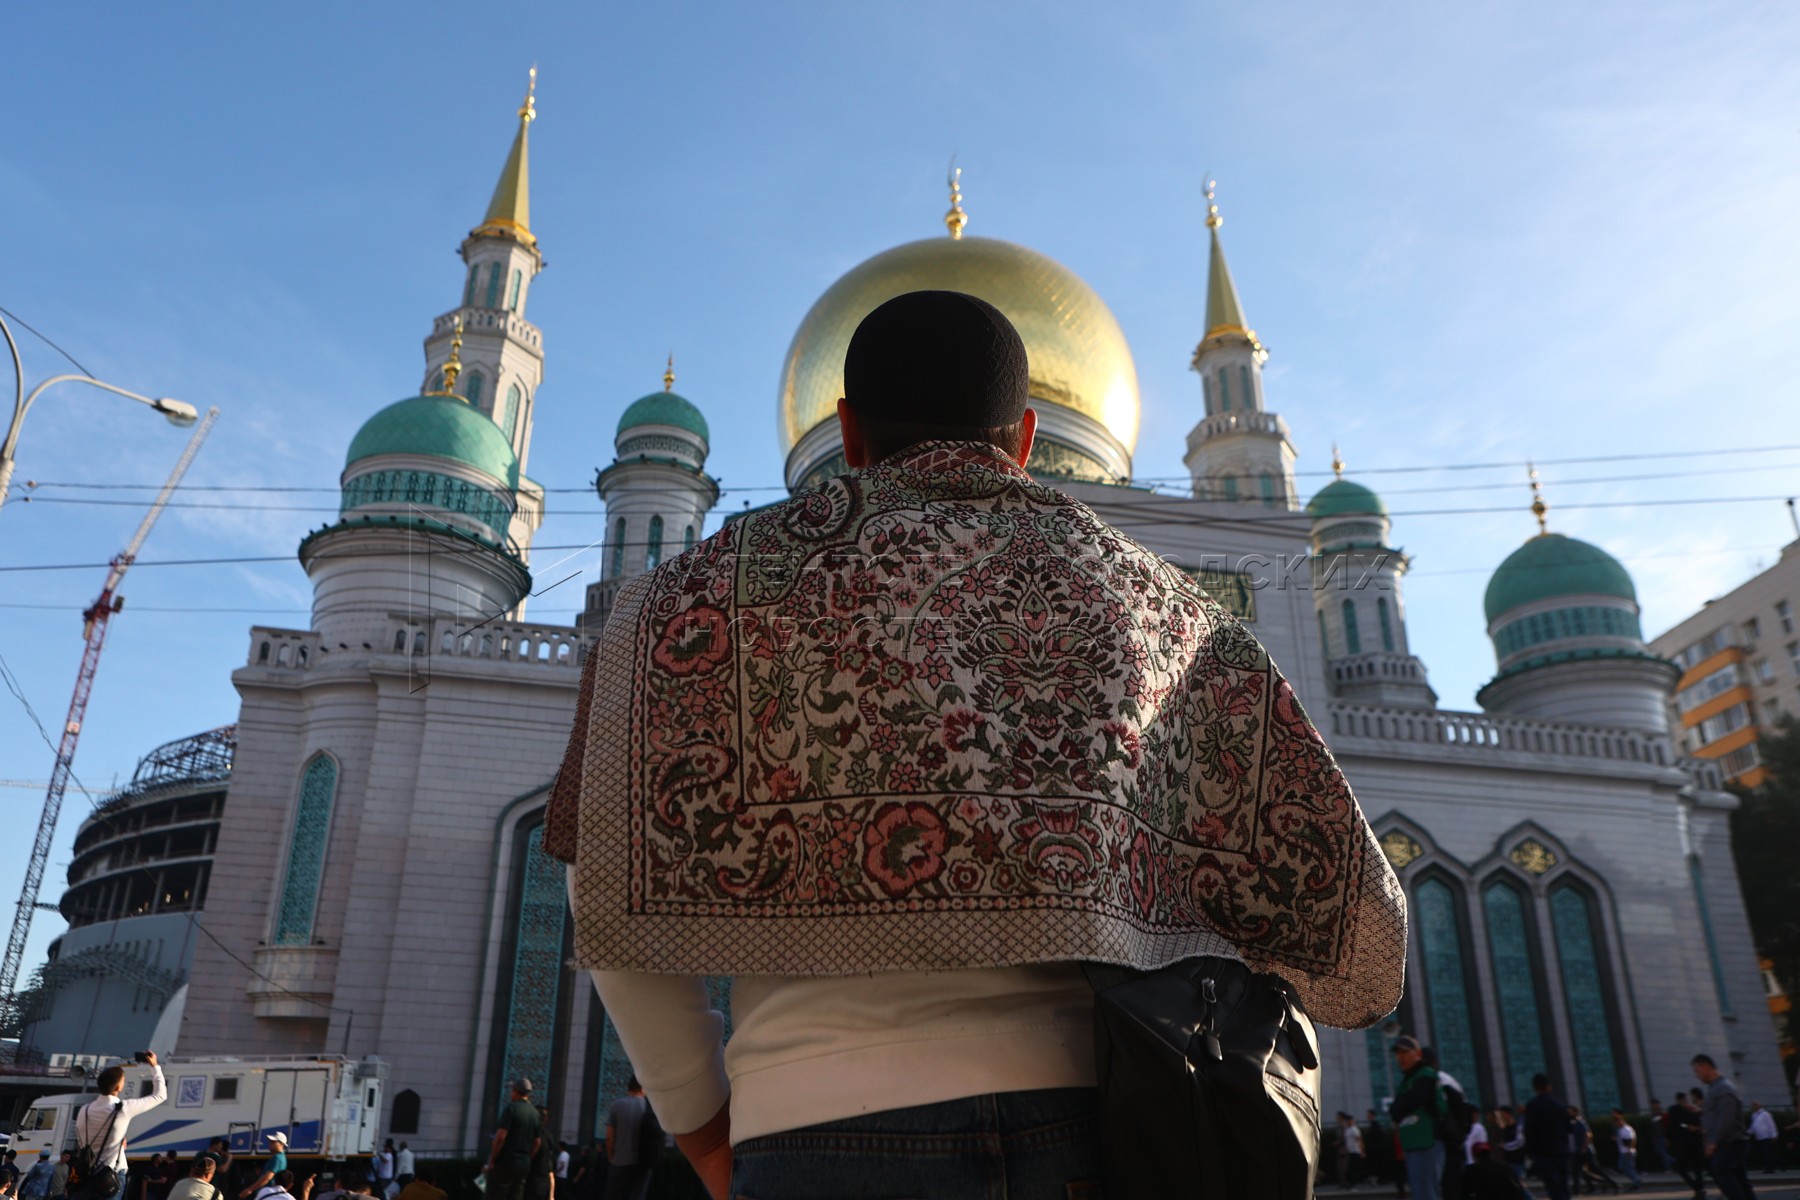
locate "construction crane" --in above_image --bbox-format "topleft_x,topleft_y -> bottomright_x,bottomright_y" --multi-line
0,406 -> 220,1025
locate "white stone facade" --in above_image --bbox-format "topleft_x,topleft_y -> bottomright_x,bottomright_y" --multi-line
168,151 -> 1785,1155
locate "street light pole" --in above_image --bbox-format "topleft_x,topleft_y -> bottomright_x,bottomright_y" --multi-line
0,314 -> 199,510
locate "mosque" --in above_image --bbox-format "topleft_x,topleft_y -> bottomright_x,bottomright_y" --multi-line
97,78 -> 1780,1151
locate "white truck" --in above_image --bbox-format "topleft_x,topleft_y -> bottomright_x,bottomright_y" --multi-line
11,1056 -> 385,1163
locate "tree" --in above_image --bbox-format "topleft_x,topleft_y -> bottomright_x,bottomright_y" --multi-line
1729,715 -> 1800,1089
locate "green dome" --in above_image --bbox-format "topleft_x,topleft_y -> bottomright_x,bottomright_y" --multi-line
346,395 -> 519,488
1306,478 -> 1387,518
618,391 -> 708,441
1484,532 -> 1636,624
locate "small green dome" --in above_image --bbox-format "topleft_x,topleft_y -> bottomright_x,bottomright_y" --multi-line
618,391 -> 708,441
1306,478 -> 1386,518
346,395 -> 519,489
1484,532 -> 1636,624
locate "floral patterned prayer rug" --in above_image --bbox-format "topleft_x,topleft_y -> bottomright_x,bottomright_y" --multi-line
546,441 -> 1405,1028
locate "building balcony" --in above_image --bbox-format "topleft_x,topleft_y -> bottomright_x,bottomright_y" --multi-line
247,945 -> 338,1020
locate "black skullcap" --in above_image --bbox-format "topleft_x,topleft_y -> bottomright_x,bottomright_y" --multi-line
843,290 -> 1029,427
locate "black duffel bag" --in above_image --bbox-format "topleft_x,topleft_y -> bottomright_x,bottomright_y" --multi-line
1085,955 -> 1323,1199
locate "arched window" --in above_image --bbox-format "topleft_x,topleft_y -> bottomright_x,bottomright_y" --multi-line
610,517 -> 626,578
1259,474 -> 1276,507
1415,877 -> 1484,1100
494,818 -> 569,1122
508,269 -> 522,311
646,515 -> 664,569
484,262 -> 502,308
1217,368 -> 1232,413
1378,597 -> 1396,652
274,754 -> 338,945
684,524 -> 696,551
463,267 -> 478,307
1550,885 -> 1625,1112
1222,475 -> 1239,502
1201,374 -> 1213,416
390,1089 -> 421,1135
1342,599 -> 1362,655
1240,365 -> 1254,411
503,384 -> 522,442
1483,879 -> 1554,1103
465,372 -> 485,410
1317,611 -> 1332,658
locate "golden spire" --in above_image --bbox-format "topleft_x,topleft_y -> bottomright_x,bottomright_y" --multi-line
1200,177 -> 1259,353
945,159 -> 967,240
1331,444 -> 1345,479
470,68 -> 538,248
1528,462 -> 1549,535
441,316 -> 465,397
663,353 -> 676,393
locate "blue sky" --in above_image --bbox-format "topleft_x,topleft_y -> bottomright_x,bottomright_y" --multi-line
2,1 -> 1798,976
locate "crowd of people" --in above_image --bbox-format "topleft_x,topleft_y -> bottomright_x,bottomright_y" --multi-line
1321,1041 -> 1796,1200
480,1076 -> 666,1200
26,1048 -> 659,1200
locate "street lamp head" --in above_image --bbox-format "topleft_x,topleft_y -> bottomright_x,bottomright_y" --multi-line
155,399 -> 199,427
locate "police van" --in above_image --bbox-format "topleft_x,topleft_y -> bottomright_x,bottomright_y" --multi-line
11,1056 -> 385,1163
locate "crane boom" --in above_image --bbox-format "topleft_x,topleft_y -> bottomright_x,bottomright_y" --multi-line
0,407 -> 220,1025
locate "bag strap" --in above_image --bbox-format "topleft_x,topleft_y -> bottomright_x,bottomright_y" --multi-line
80,1102 -> 123,1157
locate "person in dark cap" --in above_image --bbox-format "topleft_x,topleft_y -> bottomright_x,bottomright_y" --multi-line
547,290 -> 1405,1200
1390,1036 -> 1447,1200
483,1080 -> 541,1200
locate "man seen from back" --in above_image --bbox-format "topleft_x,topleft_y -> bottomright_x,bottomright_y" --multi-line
547,290 -> 1406,1200
75,1052 -> 167,1200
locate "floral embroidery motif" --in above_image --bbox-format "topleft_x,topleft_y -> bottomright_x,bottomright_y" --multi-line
550,442 -> 1406,1029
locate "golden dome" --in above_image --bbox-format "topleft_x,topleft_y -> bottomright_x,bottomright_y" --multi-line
778,235 -> 1141,479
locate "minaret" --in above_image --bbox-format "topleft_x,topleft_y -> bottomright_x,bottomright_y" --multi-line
1477,469 -> 1678,732
577,358 -> 720,633
1183,181 -> 1298,507
1308,447 -> 1436,708
302,338 -> 531,651
421,69 -> 547,559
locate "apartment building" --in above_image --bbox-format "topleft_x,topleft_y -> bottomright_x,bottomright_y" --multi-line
1651,538 -> 1800,786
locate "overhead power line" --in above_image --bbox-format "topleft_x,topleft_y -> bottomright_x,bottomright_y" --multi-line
12,440 -> 1800,497
14,458 -> 1800,510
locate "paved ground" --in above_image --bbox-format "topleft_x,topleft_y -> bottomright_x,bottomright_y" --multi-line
1319,1171 -> 1800,1198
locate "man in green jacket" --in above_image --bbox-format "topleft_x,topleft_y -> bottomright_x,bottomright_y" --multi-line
1389,1036 -> 1446,1200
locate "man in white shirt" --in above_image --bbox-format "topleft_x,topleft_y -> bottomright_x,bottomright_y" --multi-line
547,293 -> 1407,1200
393,1146 -> 415,1192
1465,1113 -> 1490,1165
72,1052 -> 166,1200
1749,1102 -> 1780,1173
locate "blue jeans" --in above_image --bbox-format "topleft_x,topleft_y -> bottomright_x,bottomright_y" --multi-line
1404,1142 -> 1445,1200
730,1087 -> 1101,1199
1617,1147 -> 1642,1187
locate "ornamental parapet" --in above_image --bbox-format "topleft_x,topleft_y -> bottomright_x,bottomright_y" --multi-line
433,306 -> 541,350
1329,652 -> 1429,687
245,619 -> 589,673
1326,701 -> 1673,770
1186,410 -> 1291,450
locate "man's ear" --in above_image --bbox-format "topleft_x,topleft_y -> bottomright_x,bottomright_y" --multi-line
837,398 -> 869,468
1016,407 -> 1037,467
